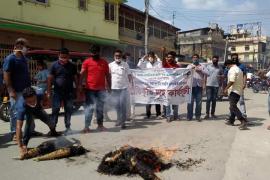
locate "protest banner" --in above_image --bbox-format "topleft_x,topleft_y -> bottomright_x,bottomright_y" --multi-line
129,68 -> 193,105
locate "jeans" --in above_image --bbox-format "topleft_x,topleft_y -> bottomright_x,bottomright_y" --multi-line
112,89 -> 128,125
206,86 -> 219,115
84,89 -> 106,128
228,92 -> 246,123
187,86 -> 203,119
165,105 -> 179,118
23,108 -> 54,146
9,92 -> 23,133
146,104 -> 161,117
51,91 -> 73,129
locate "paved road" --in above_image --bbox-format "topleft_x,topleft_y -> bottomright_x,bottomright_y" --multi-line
0,89 -> 269,180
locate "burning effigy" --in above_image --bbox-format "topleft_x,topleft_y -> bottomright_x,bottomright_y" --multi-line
20,141 -> 56,160
97,145 -> 173,180
19,140 -> 88,161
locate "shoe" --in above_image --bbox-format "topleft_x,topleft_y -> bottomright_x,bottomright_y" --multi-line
196,116 -> 201,122
187,117 -> 192,121
211,114 -> 217,119
64,128 -> 73,135
204,115 -> 210,119
166,117 -> 172,123
47,130 -> 62,137
115,122 -> 121,127
31,131 -> 44,137
121,124 -> 127,129
225,121 -> 234,126
239,121 -> 248,130
12,134 -> 17,142
81,128 -> 91,134
97,125 -> 107,131
174,116 -> 180,121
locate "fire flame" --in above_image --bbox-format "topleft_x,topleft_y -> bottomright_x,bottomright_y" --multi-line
151,147 -> 178,161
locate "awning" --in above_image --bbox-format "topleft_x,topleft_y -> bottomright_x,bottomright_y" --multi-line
0,19 -> 124,48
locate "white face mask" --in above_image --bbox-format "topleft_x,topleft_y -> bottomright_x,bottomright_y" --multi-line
115,58 -> 122,63
21,47 -> 27,55
14,46 -> 27,55
148,57 -> 155,63
27,102 -> 37,108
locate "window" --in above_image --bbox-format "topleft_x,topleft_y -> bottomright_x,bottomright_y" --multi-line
245,45 -> 250,51
125,18 -> 134,30
78,0 -> 87,10
161,31 -> 167,39
231,46 -> 236,51
149,26 -> 154,37
105,2 -> 116,21
119,16 -> 124,28
25,0 -> 49,5
154,28 -> 160,38
135,22 -> 144,33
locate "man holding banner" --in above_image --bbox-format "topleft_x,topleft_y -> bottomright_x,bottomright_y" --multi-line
137,51 -> 162,119
162,51 -> 181,122
129,54 -> 192,122
187,54 -> 209,121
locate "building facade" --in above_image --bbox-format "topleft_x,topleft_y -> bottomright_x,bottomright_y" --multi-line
228,31 -> 268,69
177,26 -> 225,62
119,4 -> 179,62
0,0 -> 125,59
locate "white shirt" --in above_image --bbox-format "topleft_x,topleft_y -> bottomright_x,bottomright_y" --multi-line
137,59 -> 162,69
266,71 -> 270,78
109,61 -> 131,89
227,65 -> 244,95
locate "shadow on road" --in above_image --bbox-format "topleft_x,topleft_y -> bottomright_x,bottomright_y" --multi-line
0,133 -> 14,149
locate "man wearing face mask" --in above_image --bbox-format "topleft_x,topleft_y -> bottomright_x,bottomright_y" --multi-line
47,48 -> 78,135
137,51 -> 162,119
109,50 -> 132,129
79,45 -> 111,133
162,51 -> 181,122
231,53 -> 247,118
204,56 -> 223,119
187,54 -> 209,121
3,38 -> 32,141
16,87 -> 60,158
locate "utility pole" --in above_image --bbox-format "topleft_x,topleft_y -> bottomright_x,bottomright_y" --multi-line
144,0 -> 149,54
224,36 -> 229,62
172,11 -> 176,25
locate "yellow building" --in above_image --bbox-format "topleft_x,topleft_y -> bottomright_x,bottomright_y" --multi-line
228,31 -> 268,69
0,0 -> 125,57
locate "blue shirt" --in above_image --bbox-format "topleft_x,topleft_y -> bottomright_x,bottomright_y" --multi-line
16,95 -> 42,121
238,63 -> 247,76
3,54 -> 31,92
34,69 -> 49,91
49,61 -> 77,93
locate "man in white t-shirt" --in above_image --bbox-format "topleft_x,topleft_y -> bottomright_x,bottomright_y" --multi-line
224,59 -> 247,130
109,50 -> 132,129
137,51 -> 162,119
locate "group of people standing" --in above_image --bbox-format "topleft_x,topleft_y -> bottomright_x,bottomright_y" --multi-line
1,37 -> 256,157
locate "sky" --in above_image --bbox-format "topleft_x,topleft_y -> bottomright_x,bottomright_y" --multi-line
126,0 -> 270,36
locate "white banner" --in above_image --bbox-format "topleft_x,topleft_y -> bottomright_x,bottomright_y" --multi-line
129,68 -> 193,105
